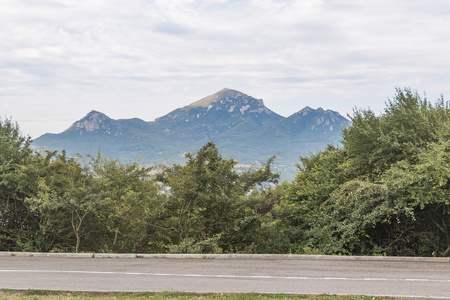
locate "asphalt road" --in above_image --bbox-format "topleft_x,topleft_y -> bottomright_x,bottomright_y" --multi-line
1,255 -> 449,299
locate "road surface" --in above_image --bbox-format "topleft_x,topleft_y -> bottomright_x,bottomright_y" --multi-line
1,255 -> 449,298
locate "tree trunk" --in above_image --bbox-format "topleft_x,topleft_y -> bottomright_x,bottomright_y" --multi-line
113,224 -> 120,246
75,234 -> 80,253
442,230 -> 450,257
429,207 -> 450,257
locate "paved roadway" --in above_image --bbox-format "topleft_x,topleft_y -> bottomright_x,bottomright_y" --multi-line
0,255 -> 449,299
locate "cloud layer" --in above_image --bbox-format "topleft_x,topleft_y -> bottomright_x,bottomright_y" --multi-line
1,0 -> 450,137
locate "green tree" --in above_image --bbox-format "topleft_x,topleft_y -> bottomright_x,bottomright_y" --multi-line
0,118 -> 36,251
342,88 -> 449,177
283,145 -> 349,253
324,179 -> 407,255
228,184 -> 291,253
288,88 -> 450,256
157,142 -> 279,253
92,156 -> 164,253
26,152 -> 107,253
384,137 -> 450,256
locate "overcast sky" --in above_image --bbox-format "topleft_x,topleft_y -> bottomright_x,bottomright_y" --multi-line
1,0 -> 450,138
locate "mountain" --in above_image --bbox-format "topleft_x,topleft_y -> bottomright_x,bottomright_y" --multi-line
63,110 -> 151,136
34,88 -> 351,181
35,110 -> 160,161
154,88 -> 284,136
266,106 -> 349,138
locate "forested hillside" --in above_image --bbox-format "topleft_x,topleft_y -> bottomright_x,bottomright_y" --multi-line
1,88 -> 449,256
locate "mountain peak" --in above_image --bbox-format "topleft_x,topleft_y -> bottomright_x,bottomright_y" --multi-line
66,110 -> 111,133
188,88 -> 246,108
154,88 -> 283,135
87,110 -> 103,114
297,106 -> 312,116
296,106 -> 326,116
285,106 -> 350,134
182,87 -> 279,119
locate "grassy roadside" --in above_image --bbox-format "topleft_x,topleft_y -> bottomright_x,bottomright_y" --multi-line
0,290 -> 398,300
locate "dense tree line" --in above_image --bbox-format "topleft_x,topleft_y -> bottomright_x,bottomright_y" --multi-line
1,88 -> 449,256
285,88 -> 450,256
0,123 -> 281,253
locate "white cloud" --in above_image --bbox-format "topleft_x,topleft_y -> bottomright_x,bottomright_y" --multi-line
1,0 -> 450,137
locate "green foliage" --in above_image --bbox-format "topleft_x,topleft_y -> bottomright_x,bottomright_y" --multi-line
282,145 -> 349,252
342,88 -> 450,177
322,180 -> 402,255
24,152 -> 108,252
91,156 -> 163,253
383,138 -> 450,256
1,128 -> 286,254
227,186 -> 291,254
0,118 -> 36,251
157,142 -> 280,253
288,88 -> 450,256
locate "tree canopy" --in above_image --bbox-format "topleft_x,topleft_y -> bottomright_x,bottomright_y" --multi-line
286,88 -> 450,256
156,142 -> 280,253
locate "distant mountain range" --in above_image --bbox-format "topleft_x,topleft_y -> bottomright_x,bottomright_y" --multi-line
34,88 -> 350,181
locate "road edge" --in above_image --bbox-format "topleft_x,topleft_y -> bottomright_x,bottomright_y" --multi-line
1,251 -> 449,262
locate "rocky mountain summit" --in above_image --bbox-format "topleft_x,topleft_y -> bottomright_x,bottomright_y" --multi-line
61,109 -> 151,136
154,88 -> 284,136
34,88 -> 350,180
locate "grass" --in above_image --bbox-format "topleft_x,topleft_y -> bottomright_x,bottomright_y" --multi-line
0,290 -> 399,300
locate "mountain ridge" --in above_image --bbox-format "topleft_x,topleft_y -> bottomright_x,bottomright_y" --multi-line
34,88 -> 350,180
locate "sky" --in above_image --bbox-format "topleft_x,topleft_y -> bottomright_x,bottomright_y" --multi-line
1,0 -> 450,138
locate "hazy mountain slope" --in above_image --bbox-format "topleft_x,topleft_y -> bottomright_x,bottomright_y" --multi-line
35,110 -> 162,160
34,89 -> 350,180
